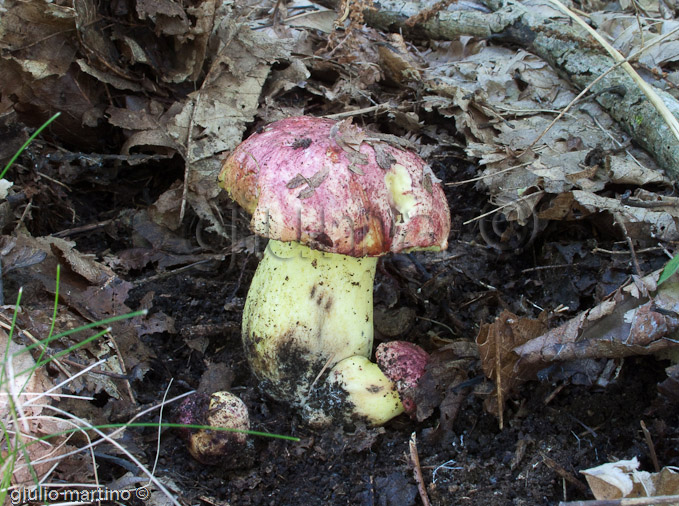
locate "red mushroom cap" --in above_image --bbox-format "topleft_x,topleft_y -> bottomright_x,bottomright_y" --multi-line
219,116 -> 450,256
375,341 -> 429,416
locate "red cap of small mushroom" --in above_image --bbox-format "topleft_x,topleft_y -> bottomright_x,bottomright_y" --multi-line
375,341 -> 429,416
219,116 -> 450,257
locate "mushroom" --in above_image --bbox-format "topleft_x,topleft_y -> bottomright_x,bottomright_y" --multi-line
219,116 -> 450,426
375,341 -> 429,417
176,391 -> 252,466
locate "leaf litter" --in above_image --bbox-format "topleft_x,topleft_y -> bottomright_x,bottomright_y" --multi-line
0,0 -> 679,503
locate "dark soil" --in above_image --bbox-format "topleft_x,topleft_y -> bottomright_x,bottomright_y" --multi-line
81,168 -> 677,506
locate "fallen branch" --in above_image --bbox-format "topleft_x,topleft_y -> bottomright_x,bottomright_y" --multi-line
323,0 -> 679,181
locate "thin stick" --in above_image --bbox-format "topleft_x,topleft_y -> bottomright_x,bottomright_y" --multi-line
614,214 -> 642,277
463,191 -> 545,226
409,432 -> 431,506
542,455 -> 589,494
640,420 -> 660,473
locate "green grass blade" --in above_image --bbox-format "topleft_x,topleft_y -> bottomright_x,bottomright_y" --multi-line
15,310 -> 147,356
37,422 -> 300,442
0,112 -> 61,181
658,254 -> 679,285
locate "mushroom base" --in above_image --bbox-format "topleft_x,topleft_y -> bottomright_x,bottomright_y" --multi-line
301,356 -> 405,427
243,240 -> 377,413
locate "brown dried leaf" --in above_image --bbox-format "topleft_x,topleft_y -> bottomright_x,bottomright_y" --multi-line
286,173 -> 309,190
377,33 -> 422,85
308,166 -> 330,187
136,0 -> 189,36
106,106 -> 159,130
581,458 -> 679,500
297,186 -> 316,200
476,311 -> 547,422
365,132 -> 417,152
0,236 -> 46,273
373,143 -> 396,170
331,118 -> 365,154
295,167 -> 330,198
1,1 -> 77,79
413,341 -> 479,427
423,173 -> 433,194
283,8 -> 337,33
658,363 -> 679,402
5,234 -> 153,375
348,164 -> 365,175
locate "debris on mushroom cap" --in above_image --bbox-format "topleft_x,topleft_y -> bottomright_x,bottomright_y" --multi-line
176,391 -> 250,465
375,341 -> 429,416
219,116 -> 450,257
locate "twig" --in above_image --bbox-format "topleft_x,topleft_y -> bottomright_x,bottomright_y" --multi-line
542,454 -> 589,494
406,0 -> 459,26
462,191 -> 545,226
105,330 -> 137,405
592,247 -> 663,255
179,94 -> 199,225
323,104 -> 390,119
409,432 -> 431,506
640,420 -> 660,473
613,214 -> 642,277
52,219 -> 113,238
494,322 -> 504,430
522,263 -> 577,274
133,258 -> 218,287
445,162 -> 531,186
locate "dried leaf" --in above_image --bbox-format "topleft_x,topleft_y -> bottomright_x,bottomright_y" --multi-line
286,173 -> 308,189
424,173 -> 433,194
377,33 -> 422,85
581,458 -> 679,500
283,8 -> 337,33
365,132 -> 416,152
413,341 -> 479,427
476,311 -> 547,421
331,118 -> 365,153
307,166 -> 330,188
298,185 -> 316,200
373,143 -> 396,170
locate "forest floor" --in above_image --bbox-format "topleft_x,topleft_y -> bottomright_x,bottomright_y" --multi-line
1,0 -> 678,504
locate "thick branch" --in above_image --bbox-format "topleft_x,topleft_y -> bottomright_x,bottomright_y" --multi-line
343,0 -> 679,180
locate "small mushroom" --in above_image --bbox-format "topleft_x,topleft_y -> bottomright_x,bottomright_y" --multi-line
219,116 -> 450,425
176,391 -> 251,466
376,341 -> 429,416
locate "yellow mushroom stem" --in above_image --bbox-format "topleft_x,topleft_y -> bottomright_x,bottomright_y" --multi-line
242,239 -> 378,415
